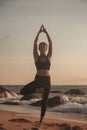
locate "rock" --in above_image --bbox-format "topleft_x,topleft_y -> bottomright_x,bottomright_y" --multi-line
31,94 -> 69,107
0,86 -> 18,98
0,124 -> 6,130
50,90 -> 63,93
0,126 -> 7,130
72,125 -> 83,130
2,102 -> 20,105
65,89 -> 86,95
9,118 -> 31,123
31,128 -> 39,130
61,123 -> 72,130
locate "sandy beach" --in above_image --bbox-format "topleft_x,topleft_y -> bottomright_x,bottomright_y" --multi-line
0,105 -> 87,130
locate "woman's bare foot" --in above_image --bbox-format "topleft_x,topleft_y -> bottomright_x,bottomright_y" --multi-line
39,116 -> 43,123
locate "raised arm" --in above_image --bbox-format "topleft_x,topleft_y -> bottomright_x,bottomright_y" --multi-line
33,26 -> 43,63
43,26 -> 52,59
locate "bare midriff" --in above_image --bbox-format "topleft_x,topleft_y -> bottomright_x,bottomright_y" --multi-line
36,69 -> 50,76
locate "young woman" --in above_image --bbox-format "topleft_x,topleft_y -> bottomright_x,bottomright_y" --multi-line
20,25 -> 52,123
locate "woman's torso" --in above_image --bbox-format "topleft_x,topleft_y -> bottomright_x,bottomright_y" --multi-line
35,56 -> 51,76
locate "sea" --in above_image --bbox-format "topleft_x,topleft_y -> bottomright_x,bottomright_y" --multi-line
0,85 -> 87,117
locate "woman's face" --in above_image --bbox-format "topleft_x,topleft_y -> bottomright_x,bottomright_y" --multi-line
39,44 -> 47,55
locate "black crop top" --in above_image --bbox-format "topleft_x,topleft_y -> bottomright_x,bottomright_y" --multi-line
35,57 -> 50,70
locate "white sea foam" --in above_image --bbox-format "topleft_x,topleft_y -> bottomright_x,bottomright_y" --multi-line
70,95 -> 87,104
0,87 -> 87,114
51,101 -> 87,114
0,95 -> 41,105
18,98 -> 41,105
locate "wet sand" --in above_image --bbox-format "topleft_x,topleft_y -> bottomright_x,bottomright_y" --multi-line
0,104 -> 87,130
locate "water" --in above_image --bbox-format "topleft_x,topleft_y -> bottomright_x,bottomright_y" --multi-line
0,85 -> 87,115
2,85 -> 87,93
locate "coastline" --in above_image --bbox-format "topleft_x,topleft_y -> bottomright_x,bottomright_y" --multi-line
0,104 -> 87,130
0,110 -> 87,130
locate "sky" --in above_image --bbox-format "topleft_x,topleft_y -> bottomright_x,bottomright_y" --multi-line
0,0 -> 87,85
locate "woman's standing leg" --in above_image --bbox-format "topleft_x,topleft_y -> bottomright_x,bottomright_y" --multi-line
39,86 -> 51,123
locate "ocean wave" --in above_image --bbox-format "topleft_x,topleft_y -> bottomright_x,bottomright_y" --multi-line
69,95 -> 87,104
0,96 -> 41,105
0,93 -> 87,114
51,102 -> 87,114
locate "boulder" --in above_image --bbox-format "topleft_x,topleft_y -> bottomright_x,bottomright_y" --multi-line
0,86 -> 18,98
72,125 -> 83,130
65,89 -> 86,95
2,102 -> 20,105
31,94 -> 69,107
50,90 -> 63,93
